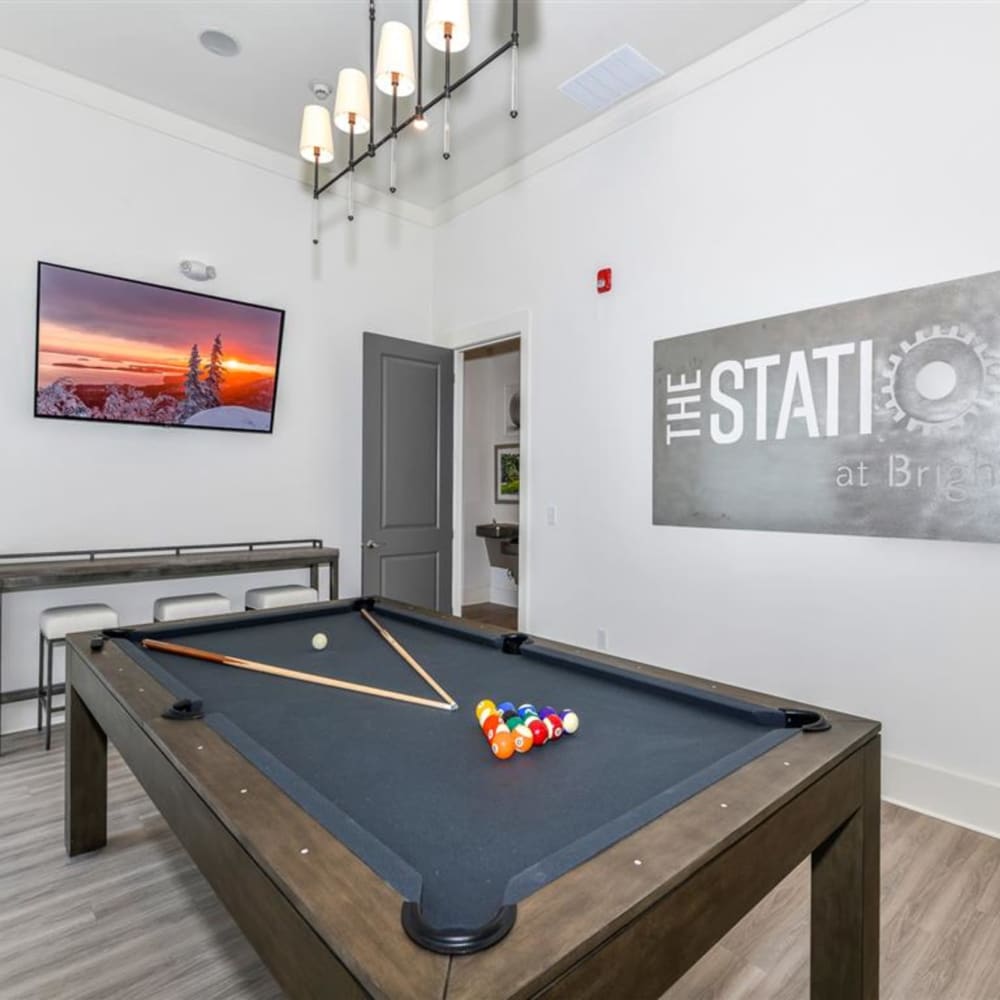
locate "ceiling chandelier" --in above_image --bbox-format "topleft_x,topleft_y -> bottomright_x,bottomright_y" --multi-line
299,0 -> 520,241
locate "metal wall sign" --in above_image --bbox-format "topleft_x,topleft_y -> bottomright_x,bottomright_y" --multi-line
653,271 -> 1000,542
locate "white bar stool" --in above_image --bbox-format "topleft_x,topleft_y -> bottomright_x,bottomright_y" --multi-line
245,585 -> 320,611
38,603 -> 119,750
153,593 -> 232,622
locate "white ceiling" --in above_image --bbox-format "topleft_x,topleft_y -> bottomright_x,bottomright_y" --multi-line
0,1 -> 800,208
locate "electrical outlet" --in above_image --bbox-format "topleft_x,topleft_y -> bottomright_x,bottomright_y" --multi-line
546,505 -> 558,526
596,628 -> 608,651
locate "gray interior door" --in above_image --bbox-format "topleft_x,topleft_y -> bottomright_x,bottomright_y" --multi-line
362,332 -> 454,611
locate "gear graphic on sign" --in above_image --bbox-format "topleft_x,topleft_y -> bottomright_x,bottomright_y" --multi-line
880,323 -> 1000,435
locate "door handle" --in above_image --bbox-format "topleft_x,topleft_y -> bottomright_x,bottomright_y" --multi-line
363,540 -> 384,549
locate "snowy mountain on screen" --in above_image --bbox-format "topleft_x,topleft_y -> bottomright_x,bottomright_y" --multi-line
184,406 -> 272,431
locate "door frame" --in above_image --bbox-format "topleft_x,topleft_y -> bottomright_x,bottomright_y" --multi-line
447,309 -> 532,632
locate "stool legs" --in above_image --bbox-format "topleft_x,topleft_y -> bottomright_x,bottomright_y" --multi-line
37,633 -> 45,732
37,603 -> 118,751
45,639 -> 56,751
38,636 -> 65,751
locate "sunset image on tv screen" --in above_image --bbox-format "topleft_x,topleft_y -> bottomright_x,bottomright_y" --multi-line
35,263 -> 284,432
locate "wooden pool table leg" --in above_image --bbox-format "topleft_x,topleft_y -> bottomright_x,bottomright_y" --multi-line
64,663 -> 107,857
811,735 -> 881,999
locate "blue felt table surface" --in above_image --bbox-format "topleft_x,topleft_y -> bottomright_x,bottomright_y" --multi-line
120,604 -> 796,933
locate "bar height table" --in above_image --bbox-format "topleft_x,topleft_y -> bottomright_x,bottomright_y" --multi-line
0,539 -> 340,753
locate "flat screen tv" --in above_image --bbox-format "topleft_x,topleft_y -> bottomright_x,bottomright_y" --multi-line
34,262 -> 285,433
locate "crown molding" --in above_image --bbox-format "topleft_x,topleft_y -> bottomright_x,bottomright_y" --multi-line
0,46 -> 434,228
430,0 -> 867,227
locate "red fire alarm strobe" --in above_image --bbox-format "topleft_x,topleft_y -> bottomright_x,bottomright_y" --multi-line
596,267 -> 612,294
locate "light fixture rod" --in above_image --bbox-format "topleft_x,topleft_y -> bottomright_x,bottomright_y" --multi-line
510,0 -> 519,120
390,77 -> 399,193
416,0 -> 424,114
443,27 -> 452,160
368,1 -> 376,158
510,44 -> 518,119
314,0 -> 517,199
348,120 -> 356,221
311,149 -> 320,243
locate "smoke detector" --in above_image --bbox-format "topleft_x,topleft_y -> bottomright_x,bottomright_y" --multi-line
309,81 -> 333,102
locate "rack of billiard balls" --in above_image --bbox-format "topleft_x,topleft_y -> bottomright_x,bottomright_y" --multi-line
475,700 -> 580,760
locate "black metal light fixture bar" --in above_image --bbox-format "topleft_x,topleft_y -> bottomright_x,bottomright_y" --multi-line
302,0 -> 519,229
368,0 -> 377,160
415,0 -> 425,126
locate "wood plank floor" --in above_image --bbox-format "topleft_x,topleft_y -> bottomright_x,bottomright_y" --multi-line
461,602 -> 519,631
1,728 -> 999,999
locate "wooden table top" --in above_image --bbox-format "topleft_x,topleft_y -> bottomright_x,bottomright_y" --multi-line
0,545 -> 340,593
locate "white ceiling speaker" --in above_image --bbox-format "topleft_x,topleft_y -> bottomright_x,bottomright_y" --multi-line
199,29 -> 240,58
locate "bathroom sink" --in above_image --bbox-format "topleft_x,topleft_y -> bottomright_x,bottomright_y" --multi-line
476,522 -> 518,540
476,524 -> 519,584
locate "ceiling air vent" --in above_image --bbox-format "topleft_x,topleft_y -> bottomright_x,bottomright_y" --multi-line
558,44 -> 665,113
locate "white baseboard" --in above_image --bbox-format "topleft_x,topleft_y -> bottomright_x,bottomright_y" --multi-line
883,753 -> 1000,840
1,702 -> 38,739
462,586 -> 492,607
489,578 -> 518,608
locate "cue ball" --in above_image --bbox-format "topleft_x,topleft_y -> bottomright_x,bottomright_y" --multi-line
311,632 -> 328,651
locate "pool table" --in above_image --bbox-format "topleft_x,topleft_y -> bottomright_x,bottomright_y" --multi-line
65,597 -> 880,1000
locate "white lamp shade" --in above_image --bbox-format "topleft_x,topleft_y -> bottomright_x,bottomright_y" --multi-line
376,21 -> 416,97
299,105 -> 334,163
334,67 -> 372,134
425,0 -> 470,53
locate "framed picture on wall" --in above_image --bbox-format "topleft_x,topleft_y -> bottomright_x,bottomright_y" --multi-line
495,444 -> 520,503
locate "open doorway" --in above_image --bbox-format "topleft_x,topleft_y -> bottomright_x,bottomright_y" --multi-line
457,336 -> 521,631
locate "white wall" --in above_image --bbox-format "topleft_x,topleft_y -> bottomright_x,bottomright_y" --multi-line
461,350 -> 519,606
0,66 -> 432,734
432,1 -> 1000,835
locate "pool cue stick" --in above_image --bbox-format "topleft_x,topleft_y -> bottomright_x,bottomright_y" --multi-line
140,638 -> 455,712
359,608 -> 458,708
